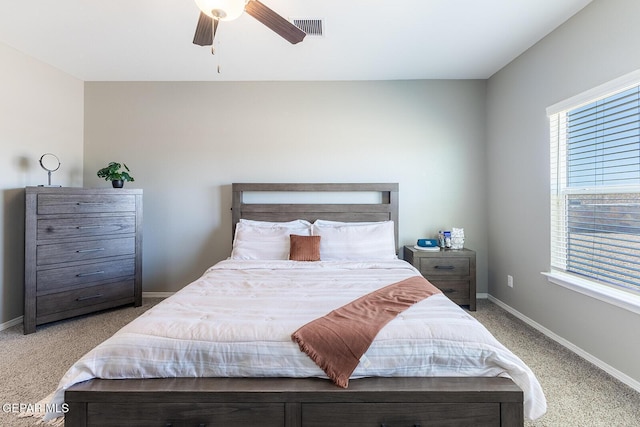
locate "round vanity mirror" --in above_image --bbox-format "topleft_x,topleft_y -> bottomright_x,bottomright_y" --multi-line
39,153 -> 61,186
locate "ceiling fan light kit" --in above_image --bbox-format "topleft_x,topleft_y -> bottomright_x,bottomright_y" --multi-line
193,0 -> 306,48
194,0 -> 246,21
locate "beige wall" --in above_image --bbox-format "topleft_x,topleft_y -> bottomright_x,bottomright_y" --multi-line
0,42 -> 84,325
83,80 -> 488,293
486,0 -> 640,386
6,0 -> 637,396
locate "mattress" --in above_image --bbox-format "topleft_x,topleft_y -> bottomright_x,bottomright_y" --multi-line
46,259 -> 547,420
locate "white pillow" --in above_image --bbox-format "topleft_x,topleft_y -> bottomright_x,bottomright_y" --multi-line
312,220 -> 397,261
231,219 -> 312,260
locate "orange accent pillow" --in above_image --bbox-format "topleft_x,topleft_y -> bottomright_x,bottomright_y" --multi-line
289,235 -> 321,261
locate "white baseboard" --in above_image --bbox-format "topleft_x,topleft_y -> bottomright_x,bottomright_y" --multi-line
142,292 -> 174,298
488,294 -> 640,394
1,294 -> 172,332
0,315 -> 23,332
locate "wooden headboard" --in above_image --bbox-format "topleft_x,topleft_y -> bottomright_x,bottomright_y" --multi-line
231,183 -> 399,247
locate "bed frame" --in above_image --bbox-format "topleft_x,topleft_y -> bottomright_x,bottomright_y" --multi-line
64,183 -> 524,427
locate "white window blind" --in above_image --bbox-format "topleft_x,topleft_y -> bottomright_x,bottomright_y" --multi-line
549,74 -> 640,294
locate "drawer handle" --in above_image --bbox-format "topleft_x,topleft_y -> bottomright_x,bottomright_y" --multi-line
76,225 -> 103,230
76,202 -> 104,205
442,288 -> 456,294
434,265 -> 455,270
76,270 -> 105,277
76,248 -> 105,253
76,294 -> 103,301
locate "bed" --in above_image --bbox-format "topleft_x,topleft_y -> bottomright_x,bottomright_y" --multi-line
50,183 -> 545,427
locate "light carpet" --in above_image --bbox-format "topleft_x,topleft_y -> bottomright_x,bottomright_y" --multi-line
0,298 -> 638,426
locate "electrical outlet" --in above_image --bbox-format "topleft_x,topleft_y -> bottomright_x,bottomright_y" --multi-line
507,275 -> 514,288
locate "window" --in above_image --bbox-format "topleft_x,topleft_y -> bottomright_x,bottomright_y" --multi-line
548,72 -> 640,297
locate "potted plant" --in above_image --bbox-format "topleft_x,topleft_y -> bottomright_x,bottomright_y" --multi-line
97,162 -> 135,188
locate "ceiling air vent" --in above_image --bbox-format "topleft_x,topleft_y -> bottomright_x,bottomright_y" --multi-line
292,19 -> 324,37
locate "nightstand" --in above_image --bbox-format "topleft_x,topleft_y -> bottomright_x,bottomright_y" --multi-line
404,246 -> 476,311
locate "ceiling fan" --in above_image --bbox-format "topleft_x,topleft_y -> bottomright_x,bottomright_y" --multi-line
192,0 -> 306,48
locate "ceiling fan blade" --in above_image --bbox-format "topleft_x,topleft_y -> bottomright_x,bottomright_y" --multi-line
193,12 -> 214,46
244,0 -> 306,45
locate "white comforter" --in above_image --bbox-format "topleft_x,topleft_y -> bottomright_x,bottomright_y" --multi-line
46,259 -> 546,420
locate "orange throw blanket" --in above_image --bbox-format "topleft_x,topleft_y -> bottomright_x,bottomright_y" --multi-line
291,275 -> 441,388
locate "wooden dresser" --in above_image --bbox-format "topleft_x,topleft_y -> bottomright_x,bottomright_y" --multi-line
404,246 -> 476,311
24,187 -> 142,334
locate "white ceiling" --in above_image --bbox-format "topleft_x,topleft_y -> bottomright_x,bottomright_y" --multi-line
0,0 -> 593,82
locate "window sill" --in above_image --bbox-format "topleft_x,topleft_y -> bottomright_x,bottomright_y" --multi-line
542,271 -> 640,316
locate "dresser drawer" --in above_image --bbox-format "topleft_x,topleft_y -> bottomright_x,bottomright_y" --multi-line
430,279 -> 471,305
37,194 -> 136,215
37,257 -> 135,294
302,402 -> 500,426
36,280 -> 134,318
37,237 -> 135,266
84,402 -> 284,427
37,216 -> 136,240
418,257 -> 470,277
